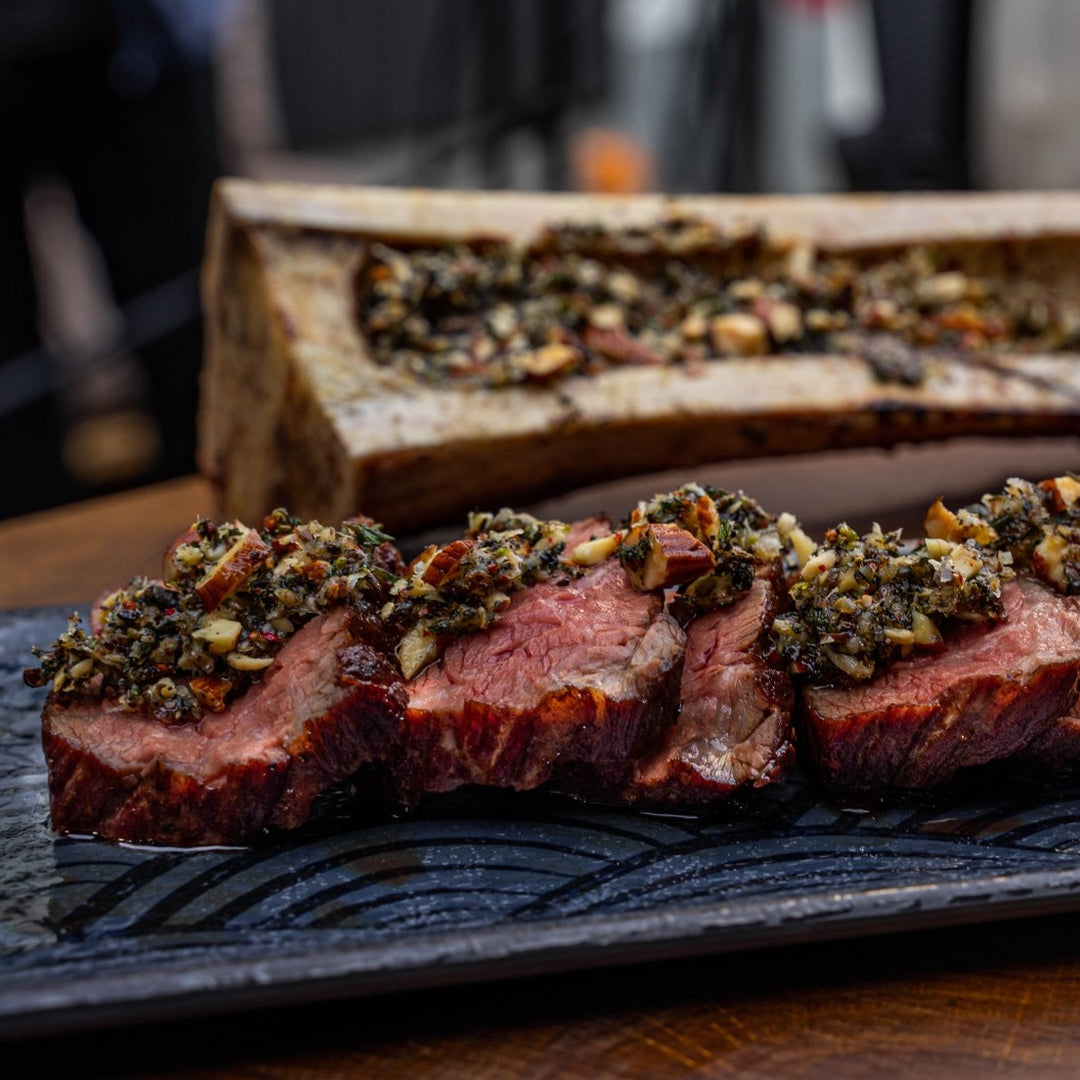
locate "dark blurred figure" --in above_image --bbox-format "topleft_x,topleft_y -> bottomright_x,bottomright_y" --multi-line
268,0 -> 607,191
0,0 -> 224,518
838,0 -> 972,191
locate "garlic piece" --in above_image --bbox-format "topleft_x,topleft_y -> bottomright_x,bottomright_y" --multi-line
225,652 -> 274,672
801,548 -> 837,580
570,532 -> 622,566
193,618 -> 243,655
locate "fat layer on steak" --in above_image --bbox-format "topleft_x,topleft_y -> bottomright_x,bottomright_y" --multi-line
801,576 -> 1080,794
611,569 -> 795,805
42,607 -> 406,846
399,521 -> 686,800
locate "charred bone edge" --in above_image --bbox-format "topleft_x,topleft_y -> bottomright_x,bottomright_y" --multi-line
199,182 -> 1080,533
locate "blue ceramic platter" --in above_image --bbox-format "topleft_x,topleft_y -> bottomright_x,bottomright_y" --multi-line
5,606 -> 1080,1040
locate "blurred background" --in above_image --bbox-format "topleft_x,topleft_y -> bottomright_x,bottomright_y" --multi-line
2,0 -> 1076,519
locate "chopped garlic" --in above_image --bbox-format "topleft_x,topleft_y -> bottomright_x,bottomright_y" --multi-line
193,618 -> 243,655
570,533 -> 622,566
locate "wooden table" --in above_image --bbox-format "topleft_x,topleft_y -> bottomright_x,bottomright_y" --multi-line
7,459 -> 1080,1079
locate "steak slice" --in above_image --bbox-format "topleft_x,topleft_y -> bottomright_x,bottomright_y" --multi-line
1018,712 -> 1080,772
399,521 -> 686,801
801,577 -> 1080,794
42,607 -> 406,846
612,569 -> 795,805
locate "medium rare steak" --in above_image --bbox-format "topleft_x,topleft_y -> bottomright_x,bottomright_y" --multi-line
801,576 -> 1080,794
613,570 -> 795,805
399,522 -> 686,800
42,607 -> 406,846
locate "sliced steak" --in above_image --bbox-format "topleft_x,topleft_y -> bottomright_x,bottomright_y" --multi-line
42,607 -> 406,846
612,569 -> 795,805
400,521 -> 686,800
801,577 -> 1080,794
1017,712 -> 1080,772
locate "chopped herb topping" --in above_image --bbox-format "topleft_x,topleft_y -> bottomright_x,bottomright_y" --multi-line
616,483 -> 810,618
386,511 -> 576,678
26,476 -> 1076,711
24,510 -> 399,720
356,216 -> 1080,390
928,475 -> 1080,594
771,524 -> 1011,684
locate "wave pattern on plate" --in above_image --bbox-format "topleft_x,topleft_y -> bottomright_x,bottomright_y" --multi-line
5,607 -> 1080,1036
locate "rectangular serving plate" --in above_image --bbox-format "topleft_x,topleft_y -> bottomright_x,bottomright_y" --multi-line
7,597 -> 1080,1042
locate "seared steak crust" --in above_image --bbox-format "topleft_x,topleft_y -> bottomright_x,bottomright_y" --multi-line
1019,713 -> 1080,772
400,538 -> 687,801
614,569 -> 795,805
801,577 -> 1080,794
42,607 -> 406,845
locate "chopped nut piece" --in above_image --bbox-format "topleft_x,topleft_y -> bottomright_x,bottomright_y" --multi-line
692,493 -> 721,545
728,278 -> 764,302
679,313 -> 708,341
918,271 -> 969,305
584,326 -> 664,365
620,523 -> 717,591
162,528 -> 203,583
759,300 -> 803,344
924,498 -> 963,542
1034,532 -> 1071,591
710,312 -> 768,356
519,343 -> 580,379
422,539 -> 477,587
190,675 -> 232,712
1041,476 -> 1080,513
195,528 -> 271,612
607,270 -> 640,304
785,240 -> 816,282
588,303 -> 625,330
949,544 -> 985,582
805,308 -> 846,333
